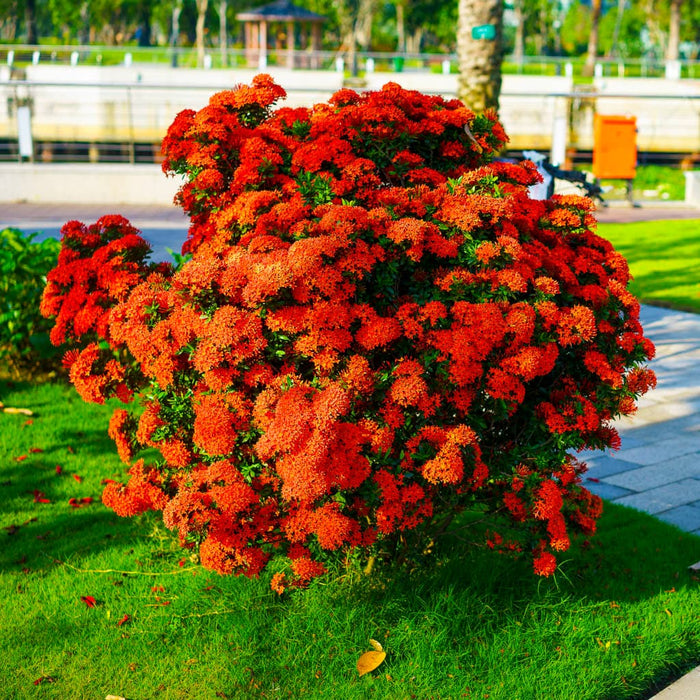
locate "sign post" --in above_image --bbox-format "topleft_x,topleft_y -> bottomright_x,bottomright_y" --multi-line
17,106 -> 33,162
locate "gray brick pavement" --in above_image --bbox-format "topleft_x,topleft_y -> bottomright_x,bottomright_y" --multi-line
586,304 -> 700,536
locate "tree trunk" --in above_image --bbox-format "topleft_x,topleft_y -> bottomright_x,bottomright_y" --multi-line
171,0 -> 183,48
512,0 -> 524,68
216,0 -> 228,65
582,0 -> 602,77
25,0 -> 37,44
78,1 -> 89,45
406,27 -> 423,54
456,0 -> 504,114
355,0 -> 376,51
395,0 -> 406,53
609,0 -> 625,58
196,0 -> 209,67
665,0 -> 682,61
137,1 -> 152,47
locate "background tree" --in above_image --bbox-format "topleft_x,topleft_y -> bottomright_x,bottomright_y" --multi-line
582,0 -> 602,76
215,0 -> 228,63
665,0 -> 682,60
195,0 -> 209,65
561,1 -> 591,56
456,0 -> 504,113
24,0 -> 37,43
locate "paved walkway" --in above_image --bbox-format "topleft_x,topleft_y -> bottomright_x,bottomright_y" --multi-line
583,303 -> 700,536
0,202 -> 189,262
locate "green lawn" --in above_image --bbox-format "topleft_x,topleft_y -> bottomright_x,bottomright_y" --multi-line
598,219 -> 700,314
1,379 -> 699,699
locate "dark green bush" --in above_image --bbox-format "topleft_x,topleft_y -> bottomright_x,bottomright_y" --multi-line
0,228 -> 63,376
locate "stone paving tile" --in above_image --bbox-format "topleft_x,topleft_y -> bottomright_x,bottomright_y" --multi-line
607,435 -> 700,466
616,403 -> 700,430
616,420 -> 700,447
585,455 -> 642,479
655,505 -> 700,533
604,453 -> 700,491
613,478 -> 700,515
583,480 -> 634,500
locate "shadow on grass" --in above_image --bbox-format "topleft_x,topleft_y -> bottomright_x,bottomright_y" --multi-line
0,460 -> 151,574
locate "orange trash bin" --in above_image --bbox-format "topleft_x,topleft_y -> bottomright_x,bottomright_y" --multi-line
592,114 -> 637,180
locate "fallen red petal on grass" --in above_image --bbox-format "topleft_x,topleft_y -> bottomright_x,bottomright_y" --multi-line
29,447 -> 44,453
15,455 -> 28,462
178,559 -> 186,567
80,595 -> 97,608
68,497 -> 94,509
72,474 -> 83,483
33,676 -> 56,685
23,419 -> 33,427
117,614 -> 130,627
32,490 -> 50,504
55,465 -> 63,475
151,585 -> 165,593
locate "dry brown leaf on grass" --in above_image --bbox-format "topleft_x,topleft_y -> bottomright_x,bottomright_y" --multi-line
357,639 -> 387,676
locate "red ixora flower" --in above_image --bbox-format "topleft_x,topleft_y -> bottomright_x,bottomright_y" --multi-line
40,76 -> 655,590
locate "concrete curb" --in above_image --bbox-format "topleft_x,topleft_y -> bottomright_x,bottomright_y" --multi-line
649,665 -> 700,699
0,163 -> 184,206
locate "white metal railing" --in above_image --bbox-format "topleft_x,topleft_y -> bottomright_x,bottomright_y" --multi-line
2,43 -> 699,79
1,77 -> 698,163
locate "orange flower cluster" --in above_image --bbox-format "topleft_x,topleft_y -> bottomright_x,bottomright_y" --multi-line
42,76 -> 655,588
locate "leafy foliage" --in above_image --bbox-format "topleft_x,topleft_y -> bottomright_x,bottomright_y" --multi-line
0,228 -> 63,376
41,75 -> 655,592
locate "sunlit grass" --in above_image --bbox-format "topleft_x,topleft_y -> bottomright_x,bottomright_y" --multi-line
598,219 -> 700,314
1,380 -> 699,699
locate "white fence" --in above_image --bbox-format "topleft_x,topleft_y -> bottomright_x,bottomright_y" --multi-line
1,67 -> 699,162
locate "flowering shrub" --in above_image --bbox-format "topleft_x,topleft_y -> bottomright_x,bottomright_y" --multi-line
41,75 -> 655,590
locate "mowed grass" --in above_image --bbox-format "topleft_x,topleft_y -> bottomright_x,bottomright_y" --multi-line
597,219 -> 700,314
1,379 -> 699,700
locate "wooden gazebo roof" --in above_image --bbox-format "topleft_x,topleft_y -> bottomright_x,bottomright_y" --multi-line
236,0 -> 326,23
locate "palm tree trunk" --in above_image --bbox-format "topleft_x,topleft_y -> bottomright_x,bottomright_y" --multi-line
456,0 -> 504,113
